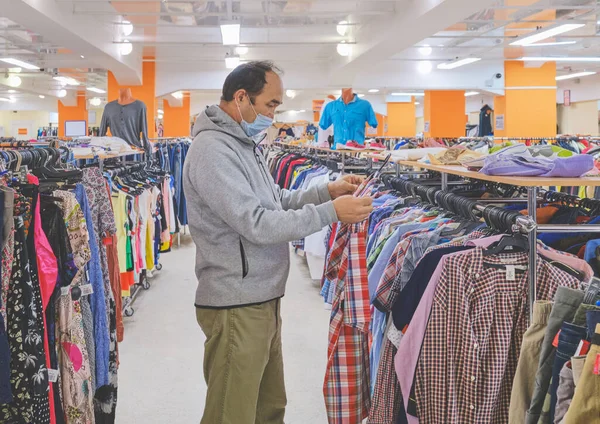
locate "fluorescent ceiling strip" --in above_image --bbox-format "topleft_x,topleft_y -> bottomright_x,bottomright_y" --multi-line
87,87 -> 106,93
437,57 -> 481,69
391,92 -> 424,96
524,41 -> 577,47
510,23 -> 584,46
465,92 -> 479,97
220,23 -> 241,46
555,71 -> 596,81
0,58 -> 39,70
520,57 -> 600,62
54,76 -> 80,86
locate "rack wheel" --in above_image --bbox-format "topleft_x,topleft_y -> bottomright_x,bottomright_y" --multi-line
155,262 -> 163,271
142,280 -> 151,290
124,307 -> 135,317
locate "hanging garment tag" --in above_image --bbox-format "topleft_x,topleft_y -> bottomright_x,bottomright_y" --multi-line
80,284 -> 94,297
553,330 -> 561,348
61,286 -> 70,296
47,369 -> 60,383
575,340 -> 591,356
594,354 -> 600,376
506,265 -> 516,281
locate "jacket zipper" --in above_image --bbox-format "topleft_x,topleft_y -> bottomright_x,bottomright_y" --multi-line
239,238 -> 249,279
253,145 -> 280,204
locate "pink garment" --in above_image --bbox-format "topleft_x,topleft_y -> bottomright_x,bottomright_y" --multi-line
26,173 -> 58,424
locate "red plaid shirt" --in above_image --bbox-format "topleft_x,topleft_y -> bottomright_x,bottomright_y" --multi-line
413,248 -> 581,423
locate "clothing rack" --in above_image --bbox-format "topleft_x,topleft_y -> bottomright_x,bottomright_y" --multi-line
382,158 -> 600,319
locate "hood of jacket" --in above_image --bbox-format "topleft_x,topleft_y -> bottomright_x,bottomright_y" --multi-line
480,104 -> 493,114
192,104 -> 254,146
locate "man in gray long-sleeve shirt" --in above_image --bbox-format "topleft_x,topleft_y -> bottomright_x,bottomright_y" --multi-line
183,61 -> 373,424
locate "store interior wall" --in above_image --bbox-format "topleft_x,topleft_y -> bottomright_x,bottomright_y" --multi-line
0,111 -> 58,137
557,101 -> 600,135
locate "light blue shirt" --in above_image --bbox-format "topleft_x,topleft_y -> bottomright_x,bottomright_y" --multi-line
319,94 -> 378,146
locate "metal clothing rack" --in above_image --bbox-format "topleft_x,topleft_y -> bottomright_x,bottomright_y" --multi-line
272,142 -> 372,174
380,159 -> 600,320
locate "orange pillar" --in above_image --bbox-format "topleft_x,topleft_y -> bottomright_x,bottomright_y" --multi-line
107,61 -> 157,139
503,61 -> 556,137
386,100 -> 416,137
424,90 -> 465,138
58,91 -> 87,138
163,95 -> 191,137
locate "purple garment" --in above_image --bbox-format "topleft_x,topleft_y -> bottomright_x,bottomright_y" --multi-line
480,153 -> 593,177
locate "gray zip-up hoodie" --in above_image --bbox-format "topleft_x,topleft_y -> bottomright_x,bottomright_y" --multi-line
183,105 -> 338,308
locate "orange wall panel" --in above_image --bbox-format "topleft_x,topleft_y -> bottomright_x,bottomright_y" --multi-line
163,96 -> 191,137
386,102 -> 416,137
58,92 -> 87,138
424,90 -> 465,138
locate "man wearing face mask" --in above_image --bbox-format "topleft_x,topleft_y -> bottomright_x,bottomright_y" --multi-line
183,61 -> 373,424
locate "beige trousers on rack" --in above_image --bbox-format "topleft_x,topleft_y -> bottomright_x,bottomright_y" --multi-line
196,299 -> 287,424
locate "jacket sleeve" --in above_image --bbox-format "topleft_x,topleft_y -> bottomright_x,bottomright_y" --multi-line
187,142 -> 338,245
277,183 -> 332,210
367,104 -> 378,128
319,102 -> 334,130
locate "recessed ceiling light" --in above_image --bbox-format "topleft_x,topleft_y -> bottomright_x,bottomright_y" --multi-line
158,114 -> 164,120
235,46 -> 249,55
0,58 -> 39,70
368,89 -> 380,93
438,57 -> 481,69
520,56 -> 600,62
90,97 -> 102,106
524,41 -> 577,47
336,20 -> 349,36
465,91 -> 480,97
172,91 -> 183,99
8,89 -> 16,93
54,76 -> 80,86
286,89 -> 296,99
120,41 -> 133,55
511,23 -> 585,46
415,102 -> 421,105
357,94 -> 365,98
80,55 -> 85,59
391,92 -> 425,96
39,95 -> 45,99
555,71 -> 597,81
7,75 -> 21,87
220,23 -> 241,45
299,109 -> 306,112
337,42 -> 352,57
157,109 -> 164,114
122,20 -> 134,37
418,45 -> 432,56
87,87 -> 106,93
57,89 -> 67,98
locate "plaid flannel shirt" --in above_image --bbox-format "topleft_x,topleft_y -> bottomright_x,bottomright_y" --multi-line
324,220 -> 372,424
413,248 -> 581,424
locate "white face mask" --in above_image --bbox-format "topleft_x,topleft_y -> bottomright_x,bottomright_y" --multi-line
236,97 -> 273,137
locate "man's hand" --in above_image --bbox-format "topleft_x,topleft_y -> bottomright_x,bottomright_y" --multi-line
333,195 -> 374,224
328,175 -> 366,200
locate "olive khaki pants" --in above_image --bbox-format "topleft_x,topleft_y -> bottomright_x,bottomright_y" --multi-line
196,299 -> 287,424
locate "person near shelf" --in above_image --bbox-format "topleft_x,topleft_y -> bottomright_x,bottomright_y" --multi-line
183,60 -> 373,424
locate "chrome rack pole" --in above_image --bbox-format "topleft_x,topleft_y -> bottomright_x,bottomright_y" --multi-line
441,172 -> 448,191
537,224 -> 600,233
527,187 -> 538,322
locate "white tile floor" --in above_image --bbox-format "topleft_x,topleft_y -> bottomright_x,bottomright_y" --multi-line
116,237 -> 331,424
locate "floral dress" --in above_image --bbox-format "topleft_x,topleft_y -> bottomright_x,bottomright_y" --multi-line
53,190 -> 94,424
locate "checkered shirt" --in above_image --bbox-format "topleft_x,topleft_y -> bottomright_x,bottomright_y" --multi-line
367,339 -> 402,424
324,221 -> 372,423
413,248 -> 581,424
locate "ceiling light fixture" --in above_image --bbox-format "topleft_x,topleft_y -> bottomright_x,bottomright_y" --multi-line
120,41 -> 133,56
415,102 -> 421,105
158,114 -> 164,120
299,109 -> 306,113
57,89 -> 67,98
337,41 -> 352,57
172,91 -> 184,99
8,89 -> 15,94
336,20 -> 349,36
235,46 -> 249,55
54,76 -> 80,86
122,20 -> 134,37
220,23 -> 241,45
7,75 -> 21,87
357,94 -> 365,98
391,92 -> 425,96
368,89 -> 380,93
520,56 -> 600,62
438,57 -> 481,69
80,55 -> 85,59
39,95 -> 45,99
286,89 -> 297,99
465,91 -> 480,97
418,60 -> 433,74
510,23 -> 585,46
418,45 -> 432,56
157,109 -> 164,114
90,97 -> 102,107
87,87 -> 106,93
524,41 -> 577,47
9,68 -> 21,73
0,58 -> 39,70
225,55 -> 241,69
555,71 -> 597,81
